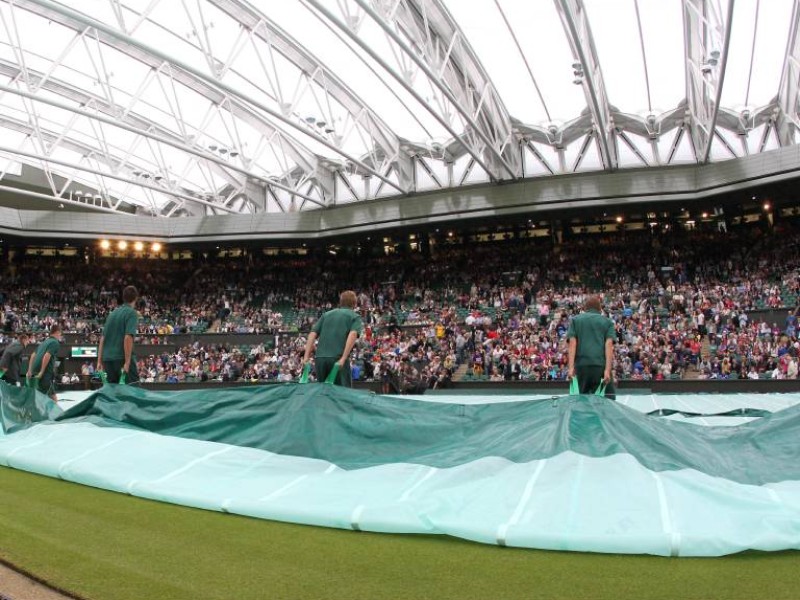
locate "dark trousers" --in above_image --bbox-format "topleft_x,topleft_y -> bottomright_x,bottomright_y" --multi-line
2,374 -> 19,386
315,357 -> 351,387
37,372 -> 55,396
104,359 -> 139,384
576,365 -> 616,400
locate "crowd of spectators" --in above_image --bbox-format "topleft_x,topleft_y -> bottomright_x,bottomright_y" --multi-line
2,221 -> 800,387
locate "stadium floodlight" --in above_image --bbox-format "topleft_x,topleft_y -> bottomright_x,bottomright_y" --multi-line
134,241 -> 144,251
100,239 -> 110,250
118,240 -> 128,250
152,243 -> 162,252
763,202 -> 771,211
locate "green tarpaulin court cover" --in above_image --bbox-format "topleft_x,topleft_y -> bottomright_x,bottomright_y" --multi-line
1,382 -> 799,556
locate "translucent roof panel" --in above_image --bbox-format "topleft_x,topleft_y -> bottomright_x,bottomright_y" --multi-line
445,0 -> 586,126
583,0 -> 685,117
720,0 -> 794,110
264,1 -> 441,142
0,0 -> 793,216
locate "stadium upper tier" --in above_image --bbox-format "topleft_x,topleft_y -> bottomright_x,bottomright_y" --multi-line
0,0 -> 796,217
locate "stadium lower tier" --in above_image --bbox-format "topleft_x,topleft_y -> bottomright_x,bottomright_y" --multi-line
0,383 -> 799,557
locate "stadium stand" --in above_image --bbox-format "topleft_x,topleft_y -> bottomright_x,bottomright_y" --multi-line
3,222 -> 799,388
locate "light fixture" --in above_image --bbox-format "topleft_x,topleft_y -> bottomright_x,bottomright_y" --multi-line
616,216 -> 623,223
763,202 -> 771,211
151,242 -> 162,252
134,241 -> 144,251
209,145 -> 218,151
100,239 -> 110,250
118,240 -> 128,250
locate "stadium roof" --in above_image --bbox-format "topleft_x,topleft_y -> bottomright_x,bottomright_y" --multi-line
0,0 -> 797,217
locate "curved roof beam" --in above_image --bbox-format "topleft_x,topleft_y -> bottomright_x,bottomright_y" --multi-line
0,115 -> 244,214
303,0 -> 504,182
17,0 -> 406,198
682,0 -> 735,163
207,0 -> 414,189
4,6 -> 330,204
0,183 -> 122,214
555,0 -> 617,171
348,0 -> 518,180
776,0 -> 800,147
0,68 -> 326,210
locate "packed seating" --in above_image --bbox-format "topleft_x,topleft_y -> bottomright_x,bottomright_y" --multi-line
4,221 -> 800,386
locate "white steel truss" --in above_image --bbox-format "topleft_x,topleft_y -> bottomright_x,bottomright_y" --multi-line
777,0 -> 800,147
682,0 -> 735,163
0,0 -> 790,216
555,0 -> 617,171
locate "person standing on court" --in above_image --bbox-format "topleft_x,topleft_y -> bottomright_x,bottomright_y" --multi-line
303,290 -> 363,387
27,325 -> 63,402
0,331 -> 29,386
567,295 -> 616,398
97,285 -> 140,384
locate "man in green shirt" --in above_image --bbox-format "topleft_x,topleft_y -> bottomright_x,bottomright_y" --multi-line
97,285 -> 140,384
303,290 -> 363,386
567,295 -> 616,398
27,325 -> 63,401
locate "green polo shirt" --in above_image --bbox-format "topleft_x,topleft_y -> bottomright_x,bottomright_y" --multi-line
101,304 -> 139,361
312,308 -> 363,358
566,309 -> 615,367
32,337 -> 60,376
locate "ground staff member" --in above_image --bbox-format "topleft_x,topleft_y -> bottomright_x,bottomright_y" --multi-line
97,285 -> 140,384
303,291 -> 363,387
567,295 -> 616,399
27,325 -> 63,402
0,331 -> 29,385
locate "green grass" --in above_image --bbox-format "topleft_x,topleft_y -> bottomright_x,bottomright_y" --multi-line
0,466 -> 798,600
